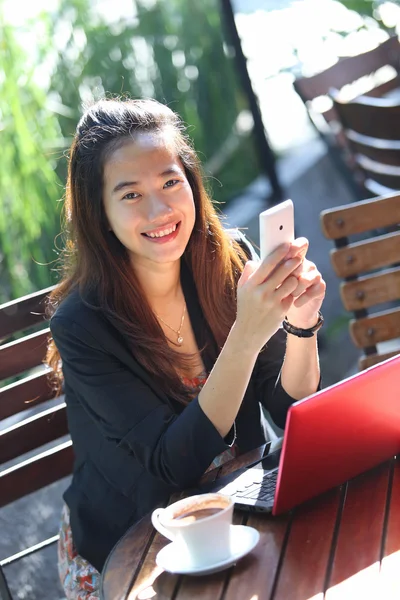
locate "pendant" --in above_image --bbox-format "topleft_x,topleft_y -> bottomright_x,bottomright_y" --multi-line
177,336 -> 183,345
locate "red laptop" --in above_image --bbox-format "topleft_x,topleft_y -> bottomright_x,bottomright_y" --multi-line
204,353 -> 400,515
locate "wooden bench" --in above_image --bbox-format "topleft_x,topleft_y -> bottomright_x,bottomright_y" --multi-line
320,191 -> 400,371
293,35 -> 400,198
0,287 -> 73,599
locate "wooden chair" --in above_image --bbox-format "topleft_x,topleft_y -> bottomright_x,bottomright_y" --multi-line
293,35 -> 400,197
320,192 -> 400,371
0,287 -> 73,599
330,92 -> 400,194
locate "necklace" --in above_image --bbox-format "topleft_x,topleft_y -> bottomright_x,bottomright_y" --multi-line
156,302 -> 187,345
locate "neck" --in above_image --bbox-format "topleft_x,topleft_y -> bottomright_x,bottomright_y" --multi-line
132,258 -> 183,308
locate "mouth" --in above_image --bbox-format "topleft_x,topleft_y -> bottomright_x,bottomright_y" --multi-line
141,221 -> 181,244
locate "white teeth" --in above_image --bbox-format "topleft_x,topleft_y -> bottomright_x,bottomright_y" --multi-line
146,224 -> 177,238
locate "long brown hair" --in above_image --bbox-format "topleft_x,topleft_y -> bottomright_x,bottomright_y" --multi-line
46,98 -> 248,404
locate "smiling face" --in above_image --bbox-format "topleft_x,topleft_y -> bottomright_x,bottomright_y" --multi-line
102,131 -> 196,272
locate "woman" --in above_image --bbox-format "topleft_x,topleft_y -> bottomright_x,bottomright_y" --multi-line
47,98 -> 325,598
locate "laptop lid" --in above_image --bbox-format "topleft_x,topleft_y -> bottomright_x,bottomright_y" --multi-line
273,353 -> 400,515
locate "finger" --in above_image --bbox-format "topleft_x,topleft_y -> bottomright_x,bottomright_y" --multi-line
274,275 -> 299,301
266,256 -> 302,290
286,237 -> 309,260
250,243 -> 291,285
291,268 -> 319,298
290,259 -> 314,282
281,295 -> 294,315
291,263 -> 303,279
293,280 -> 326,307
238,260 -> 258,288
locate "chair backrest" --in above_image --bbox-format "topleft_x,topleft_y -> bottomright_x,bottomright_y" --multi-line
293,37 -> 400,199
294,36 -> 400,126
0,286 -> 73,509
320,192 -> 400,370
330,93 -> 400,192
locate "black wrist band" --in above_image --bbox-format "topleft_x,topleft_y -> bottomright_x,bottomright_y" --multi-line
282,310 -> 324,338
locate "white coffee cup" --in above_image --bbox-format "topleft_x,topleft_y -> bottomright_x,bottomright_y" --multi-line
151,493 -> 234,566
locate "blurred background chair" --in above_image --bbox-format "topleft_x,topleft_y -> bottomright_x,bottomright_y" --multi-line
329,92 -> 400,195
0,288 -> 73,599
293,36 -> 400,198
320,191 -> 400,371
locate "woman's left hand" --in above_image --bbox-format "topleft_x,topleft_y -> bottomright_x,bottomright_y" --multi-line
284,238 -> 326,329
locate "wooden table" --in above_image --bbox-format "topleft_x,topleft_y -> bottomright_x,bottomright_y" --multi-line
100,446 -> 400,600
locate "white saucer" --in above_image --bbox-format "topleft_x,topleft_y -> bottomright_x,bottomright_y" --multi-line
155,524 -> 260,576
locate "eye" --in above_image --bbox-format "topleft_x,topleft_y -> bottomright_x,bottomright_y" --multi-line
164,179 -> 180,189
122,192 -> 140,200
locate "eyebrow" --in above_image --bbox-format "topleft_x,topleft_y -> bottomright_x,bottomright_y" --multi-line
112,167 -> 182,194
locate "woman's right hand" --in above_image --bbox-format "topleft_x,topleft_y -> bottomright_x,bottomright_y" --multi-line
235,243 -> 302,352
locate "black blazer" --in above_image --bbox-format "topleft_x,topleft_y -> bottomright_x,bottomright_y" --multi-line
50,233 -> 296,572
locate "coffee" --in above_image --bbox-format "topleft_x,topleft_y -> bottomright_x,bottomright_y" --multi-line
152,493 -> 234,565
174,507 -> 223,523
169,496 -> 230,526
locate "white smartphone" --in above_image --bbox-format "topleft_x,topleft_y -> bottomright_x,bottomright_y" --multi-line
259,199 -> 295,260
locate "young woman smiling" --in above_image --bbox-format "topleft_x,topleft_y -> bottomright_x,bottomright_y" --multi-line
46,98 -> 325,598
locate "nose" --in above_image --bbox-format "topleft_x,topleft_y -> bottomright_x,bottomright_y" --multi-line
147,193 -> 173,223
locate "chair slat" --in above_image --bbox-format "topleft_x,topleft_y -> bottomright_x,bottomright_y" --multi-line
356,154 -> 400,175
0,329 -> 49,380
334,96 -> 400,140
0,369 -> 55,421
362,75 -> 400,99
0,403 -> 68,466
331,231 -> 400,278
346,131 -> 400,167
0,286 -> 54,339
1,534 -> 60,568
294,36 -> 400,103
363,178 -> 396,197
359,350 -> 400,370
357,161 -> 400,191
320,193 -> 400,239
350,308 -> 400,348
346,139 -> 400,168
0,440 -> 74,509
340,267 -> 400,311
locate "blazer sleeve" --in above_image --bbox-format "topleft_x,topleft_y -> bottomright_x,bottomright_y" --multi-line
50,316 -> 232,489
253,327 -> 297,429
254,328 -> 322,429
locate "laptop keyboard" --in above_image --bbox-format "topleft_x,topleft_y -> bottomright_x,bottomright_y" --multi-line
233,469 -> 278,503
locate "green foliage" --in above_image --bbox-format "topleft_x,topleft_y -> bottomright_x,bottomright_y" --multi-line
49,0 -> 258,202
1,0 -> 260,302
0,13 -> 62,301
340,0 -> 375,18
3,0 -> 390,302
